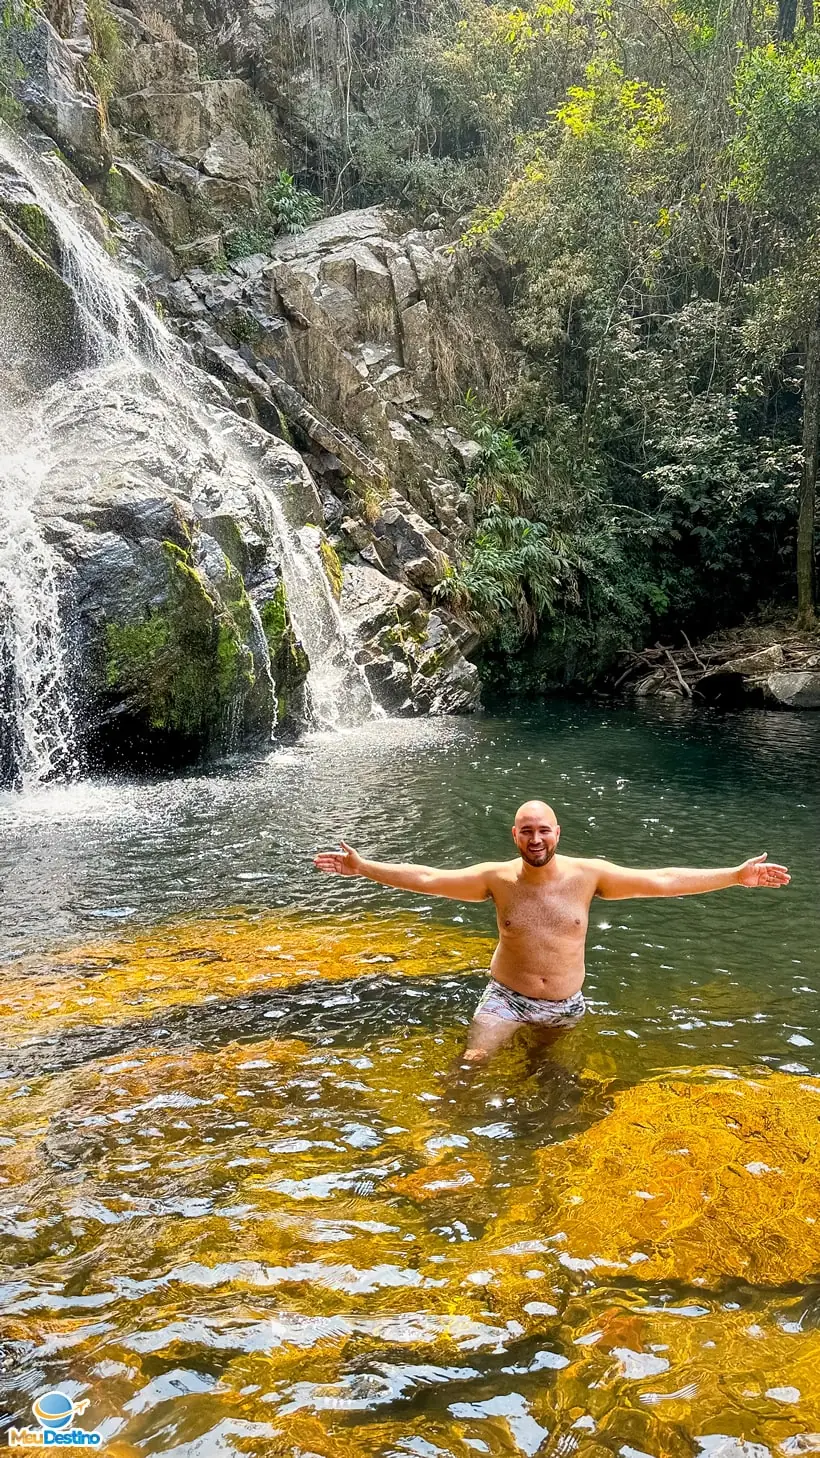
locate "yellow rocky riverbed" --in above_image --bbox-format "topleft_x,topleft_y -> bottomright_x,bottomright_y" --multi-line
2,912 -> 820,1457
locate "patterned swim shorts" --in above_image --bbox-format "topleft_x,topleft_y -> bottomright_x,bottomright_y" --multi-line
473,979 -> 586,1027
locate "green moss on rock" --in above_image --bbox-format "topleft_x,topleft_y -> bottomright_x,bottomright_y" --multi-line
260,581 -> 288,654
260,580 -> 309,722
15,202 -> 53,254
105,165 -> 128,213
319,538 -> 344,599
104,542 -> 255,743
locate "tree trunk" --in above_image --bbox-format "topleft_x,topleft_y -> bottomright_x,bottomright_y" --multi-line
776,0 -> 799,38
797,304 -> 820,629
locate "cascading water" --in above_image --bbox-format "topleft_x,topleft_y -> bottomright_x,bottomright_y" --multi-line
0,135 -> 174,370
271,513 -> 376,728
0,411 -> 78,790
0,131 -> 376,788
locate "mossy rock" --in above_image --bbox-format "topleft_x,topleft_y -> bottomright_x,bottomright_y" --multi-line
259,580 -> 309,722
319,538 -> 344,599
105,542 -> 255,745
0,214 -> 79,387
104,164 -> 129,214
13,201 -> 57,256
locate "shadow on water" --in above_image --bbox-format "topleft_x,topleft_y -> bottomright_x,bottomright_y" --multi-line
0,972 -> 486,1079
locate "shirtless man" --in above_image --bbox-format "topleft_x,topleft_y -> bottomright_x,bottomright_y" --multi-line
313,800 -> 790,1063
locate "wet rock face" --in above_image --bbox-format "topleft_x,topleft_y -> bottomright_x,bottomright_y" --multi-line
2,0 -> 494,744
157,204 -> 491,717
0,206 -> 80,400
340,564 -> 480,716
8,15 -> 111,179
32,362 -> 312,764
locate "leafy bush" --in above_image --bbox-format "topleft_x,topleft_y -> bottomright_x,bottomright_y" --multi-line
265,171 -> 323,234
223,172 -> 323,261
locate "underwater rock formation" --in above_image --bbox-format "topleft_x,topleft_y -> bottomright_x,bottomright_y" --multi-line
519,1071 -> 820,1289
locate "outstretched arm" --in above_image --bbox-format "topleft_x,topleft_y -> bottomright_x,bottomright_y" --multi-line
593,851 -> 790,900
313,841 -> 494,902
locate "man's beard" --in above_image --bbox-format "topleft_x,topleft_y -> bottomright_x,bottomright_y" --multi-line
520,844 -> 556,867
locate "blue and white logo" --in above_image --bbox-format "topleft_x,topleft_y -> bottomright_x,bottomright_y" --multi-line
7,1391 -> 102,1447
31,1395 -> 87,1432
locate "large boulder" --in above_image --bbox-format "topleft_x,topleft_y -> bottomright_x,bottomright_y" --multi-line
763,670 -> 820,709
340,563 -> 480,715
698,645 -> 820,710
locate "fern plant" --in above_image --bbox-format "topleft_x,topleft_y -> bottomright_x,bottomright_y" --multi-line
264,172 -> 323,235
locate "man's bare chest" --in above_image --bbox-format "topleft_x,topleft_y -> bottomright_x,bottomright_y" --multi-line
492,878 -> 591,941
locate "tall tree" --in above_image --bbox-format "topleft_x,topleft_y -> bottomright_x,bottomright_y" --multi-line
733,34 -> 820,626
799,306 -> 820,625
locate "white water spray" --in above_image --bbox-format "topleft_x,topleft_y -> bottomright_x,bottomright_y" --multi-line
269,512 -> 376,728
0,412 -> 78,788
0,135 -> 174,370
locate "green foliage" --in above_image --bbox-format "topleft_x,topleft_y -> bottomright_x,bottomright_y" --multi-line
229,309 -> 263,345
223,224 -> 270,262
222,172 -> 323,261
366,0 -> 815,683
265,170 -> 323,234
732,35 -> 820,233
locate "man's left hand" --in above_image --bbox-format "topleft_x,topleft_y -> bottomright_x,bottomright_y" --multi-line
737,852 -> 791,888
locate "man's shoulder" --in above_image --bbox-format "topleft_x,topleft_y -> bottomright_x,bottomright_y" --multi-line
557,853 -> 606,880
480,858 -> 520,882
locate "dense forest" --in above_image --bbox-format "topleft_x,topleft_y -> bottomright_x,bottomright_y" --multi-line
287,0 -> 820,683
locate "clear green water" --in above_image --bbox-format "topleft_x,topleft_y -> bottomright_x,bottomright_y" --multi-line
0,700 -> 818,1456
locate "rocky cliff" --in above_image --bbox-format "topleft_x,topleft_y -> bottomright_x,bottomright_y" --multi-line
0,0 -> 512,778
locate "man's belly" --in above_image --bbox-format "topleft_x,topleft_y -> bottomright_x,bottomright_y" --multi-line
490,941 -> 585,1002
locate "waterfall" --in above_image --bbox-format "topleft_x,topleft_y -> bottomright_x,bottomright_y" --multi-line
271,515 -> 376,728
0,410 -> 78,790
0,135 -> 173,370
0,133 -> 376,787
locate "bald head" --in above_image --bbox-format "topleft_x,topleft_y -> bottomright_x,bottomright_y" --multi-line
512,799 -> 560,868
514,799 -> 557,829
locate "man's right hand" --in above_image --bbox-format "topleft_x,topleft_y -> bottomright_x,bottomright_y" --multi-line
313,839 -> 363,877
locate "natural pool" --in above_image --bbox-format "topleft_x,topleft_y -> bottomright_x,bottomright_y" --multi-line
0,701 -> 818,1456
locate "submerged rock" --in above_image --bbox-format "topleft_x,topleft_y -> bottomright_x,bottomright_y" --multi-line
521,1071 -> 820,1289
